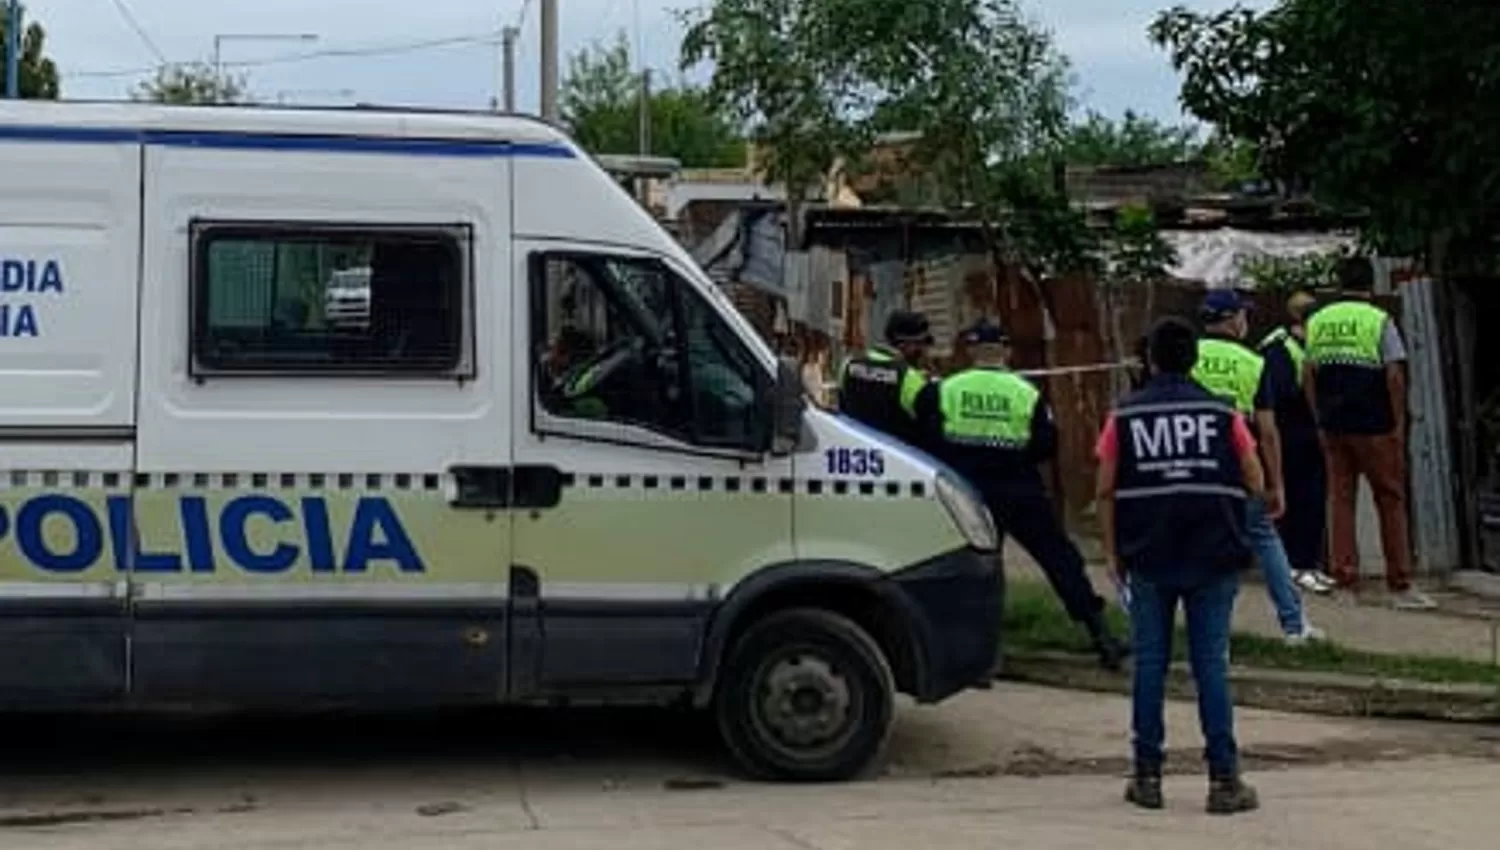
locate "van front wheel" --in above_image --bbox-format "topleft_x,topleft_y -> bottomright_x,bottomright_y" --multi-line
715,608 -> 895,782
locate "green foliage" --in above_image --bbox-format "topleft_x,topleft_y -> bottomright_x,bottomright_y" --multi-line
680,0 -> 1083,269
133,63 -> 249,105
564,32 -> 746,168
1200,131 -> 1262,190
1103,204 -> 1177,285
1063,109 -> 1202,167
0,9 -> 60,99
1236,251 -> 1344,295
1150,1 -> 1500,266
680,0 -> 872,203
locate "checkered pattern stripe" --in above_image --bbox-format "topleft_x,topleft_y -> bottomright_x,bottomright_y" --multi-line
0,471 -> 932,499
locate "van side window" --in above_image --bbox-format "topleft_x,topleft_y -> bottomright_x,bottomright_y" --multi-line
532,253 -> 765,452
190,222 -> 471,376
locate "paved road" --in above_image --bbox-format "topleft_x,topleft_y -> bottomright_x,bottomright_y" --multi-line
4,685 -> 1497,849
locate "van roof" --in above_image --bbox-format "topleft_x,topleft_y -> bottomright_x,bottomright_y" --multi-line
0,100 -> 574,147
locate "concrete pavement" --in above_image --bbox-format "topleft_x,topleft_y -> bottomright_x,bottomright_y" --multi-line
1,685 -> 1496,849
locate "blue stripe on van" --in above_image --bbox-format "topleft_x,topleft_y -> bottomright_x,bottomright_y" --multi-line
0,124 -> 576,159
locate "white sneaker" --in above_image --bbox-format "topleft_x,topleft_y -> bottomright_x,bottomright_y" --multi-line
1391,588 -> 1438,611
1295,571 -> 1335,595
1284,623 -> 1327,646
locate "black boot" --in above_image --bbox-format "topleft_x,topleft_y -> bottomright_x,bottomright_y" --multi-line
1124,773 -> 1164,810
1085,614 -> 1129,671
1206,774 -> 1259,815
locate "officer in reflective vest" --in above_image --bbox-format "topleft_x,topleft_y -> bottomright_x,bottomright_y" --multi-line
916,319 -> 1127,670
1096,316 -> 1263,814
1191,289 -> 1323,645
1303,257 -> 1432,609
837,310 -> 934,448
1258,291 -> 1334,594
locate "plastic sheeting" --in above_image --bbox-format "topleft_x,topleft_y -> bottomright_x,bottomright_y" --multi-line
1164,228 -> 1358,289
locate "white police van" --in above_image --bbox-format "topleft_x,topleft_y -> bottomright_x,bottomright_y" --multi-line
0,101 -> 1001,781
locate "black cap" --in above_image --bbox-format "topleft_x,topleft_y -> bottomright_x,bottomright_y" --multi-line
960,319 -> 1010,346
884,310 -> 934,346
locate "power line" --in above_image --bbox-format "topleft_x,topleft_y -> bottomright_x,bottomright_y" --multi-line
68,30 -> 505,80
106,0 -> 167,64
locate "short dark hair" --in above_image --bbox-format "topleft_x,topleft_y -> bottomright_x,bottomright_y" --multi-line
1148,316 -> 1198,375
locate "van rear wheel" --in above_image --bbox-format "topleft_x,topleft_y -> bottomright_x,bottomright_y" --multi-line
715,608 -> 895,782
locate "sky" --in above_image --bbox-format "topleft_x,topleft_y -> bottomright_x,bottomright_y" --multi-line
29,0 -> 1267,120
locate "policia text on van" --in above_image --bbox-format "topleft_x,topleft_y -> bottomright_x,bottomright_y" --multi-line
0,102 -> 1003,782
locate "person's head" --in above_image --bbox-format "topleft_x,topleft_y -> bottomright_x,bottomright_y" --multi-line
960,319 -> 1011,367
884,310 -> 934,363
1147,315 -> 1199,376
1336,256 -> 1376,298
1198,288 -> 1249,339
1286,290 -> 1318,332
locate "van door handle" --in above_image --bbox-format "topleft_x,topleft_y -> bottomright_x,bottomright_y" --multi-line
450,465 -> 511,509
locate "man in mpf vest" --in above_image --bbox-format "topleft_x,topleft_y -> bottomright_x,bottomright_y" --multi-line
916,320 -> 1127,670
1192,290 -> 1324,644
1260,290 -> 1335,594
1304,258 -> 1434,609
1096,316 -> 1262,815
837,310 -> 934,449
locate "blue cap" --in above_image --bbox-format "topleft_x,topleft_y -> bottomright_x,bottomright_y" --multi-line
1199,289 -> 1247,323
961,319 -> 1010,346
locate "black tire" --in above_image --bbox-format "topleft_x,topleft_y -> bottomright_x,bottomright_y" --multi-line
714,608 -> 895,782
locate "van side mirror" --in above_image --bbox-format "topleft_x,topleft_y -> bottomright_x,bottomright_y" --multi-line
767,356 -> 807,456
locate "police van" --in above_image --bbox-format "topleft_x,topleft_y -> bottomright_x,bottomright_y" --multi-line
0,101 -> 1001,781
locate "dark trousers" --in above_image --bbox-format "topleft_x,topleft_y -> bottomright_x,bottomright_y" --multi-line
988,487 -> 1104,624
1278,430 -> 1327,573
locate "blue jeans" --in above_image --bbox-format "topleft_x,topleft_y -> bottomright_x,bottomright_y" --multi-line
1246,496 -> 1306,636
1129,571 -> 1239,778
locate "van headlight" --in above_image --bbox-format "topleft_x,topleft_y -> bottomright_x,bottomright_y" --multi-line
935,471 -> 998,552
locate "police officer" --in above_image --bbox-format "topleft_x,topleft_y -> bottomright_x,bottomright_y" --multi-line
916,319 -> 1127,670
1259,291 -> 1334,594
1304,258 -> 1433,609
1095,316 -> 1262,814
1192,290 -> 1323,645
836,310 -> 934,448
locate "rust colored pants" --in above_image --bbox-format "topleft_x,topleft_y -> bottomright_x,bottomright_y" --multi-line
1322,432 -> 1412,592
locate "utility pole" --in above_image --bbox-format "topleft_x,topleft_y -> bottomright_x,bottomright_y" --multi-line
500,26 -> 518,112
638,69 -> 651,155
5,0 -> 21,100
539,0 -> 559,123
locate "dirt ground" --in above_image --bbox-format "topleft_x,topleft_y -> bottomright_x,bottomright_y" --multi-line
1,684 -> 1497,848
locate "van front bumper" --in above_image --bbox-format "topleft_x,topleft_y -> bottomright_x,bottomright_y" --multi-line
886,547 -> 1004,703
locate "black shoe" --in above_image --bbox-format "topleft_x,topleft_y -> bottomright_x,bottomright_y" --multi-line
1087,617 -> 1130,671
1206,775 -> 1260,815
1125,775 -> 1163,810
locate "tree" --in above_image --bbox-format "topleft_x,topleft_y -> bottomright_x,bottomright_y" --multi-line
1063,110 -> 1202,167
133,63 -> 249,105
681,0 -> 876,242
563,32 -> 746,168
1100,204 -> 1177,395
843,0 -> 1076,270
684,0 -> 1092,338
1151,1 -> 1500,271
0,9 -> 60,99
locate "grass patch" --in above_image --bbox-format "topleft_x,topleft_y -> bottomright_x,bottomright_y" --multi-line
1004,580 -> 1500,688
